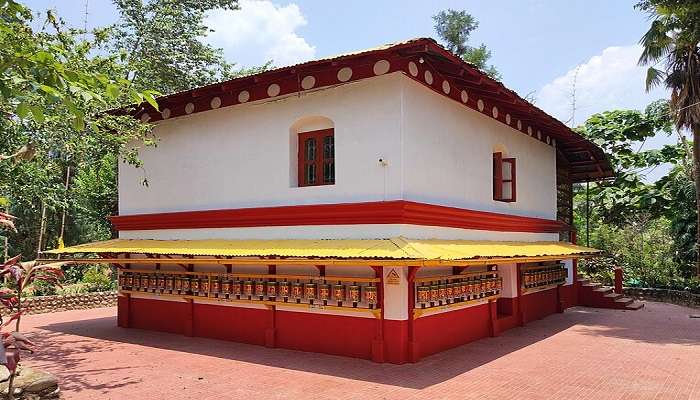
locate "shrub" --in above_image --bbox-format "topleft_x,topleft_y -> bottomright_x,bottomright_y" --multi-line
81,265 -> 115,292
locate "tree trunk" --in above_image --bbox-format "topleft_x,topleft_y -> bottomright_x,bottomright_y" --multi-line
694,124 -> 700,277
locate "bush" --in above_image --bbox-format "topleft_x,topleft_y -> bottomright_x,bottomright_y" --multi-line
31,280 -> 57,297
81,265 -> 115,292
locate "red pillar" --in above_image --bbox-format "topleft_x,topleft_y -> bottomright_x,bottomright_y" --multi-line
488,299 -> 499,337
117,293 -> 130,328
614,268 -> 623,294
370,266 -> 385,363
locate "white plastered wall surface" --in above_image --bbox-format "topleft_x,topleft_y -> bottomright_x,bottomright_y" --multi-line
399,76 -> 558,220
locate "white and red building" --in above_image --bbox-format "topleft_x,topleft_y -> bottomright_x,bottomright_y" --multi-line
50,38 -> 614,364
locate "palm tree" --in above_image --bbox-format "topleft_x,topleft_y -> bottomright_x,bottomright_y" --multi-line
637,0 -> 700,275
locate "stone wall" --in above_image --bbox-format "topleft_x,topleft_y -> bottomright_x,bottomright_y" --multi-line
22,291 -> 117,315
624,287 -> 700,309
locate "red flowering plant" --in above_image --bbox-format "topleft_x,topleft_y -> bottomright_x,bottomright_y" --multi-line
0,211 -> 65,399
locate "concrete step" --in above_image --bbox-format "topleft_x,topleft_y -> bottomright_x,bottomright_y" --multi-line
615,297 -> 634,306
604,292 -> 623,300
626,301 -> 645,310
594,286 -> 613,294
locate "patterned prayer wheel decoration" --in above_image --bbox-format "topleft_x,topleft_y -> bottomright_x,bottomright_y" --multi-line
445,283 -> 454,301
222,279 -> 232,295
174,275 -> 183,292
333,284 -> 345,303
233,280 -> 242,297
255,281 -> 265,297
148,274 -> 157,291
417,285 -> 430,307
304,283 -> 317,301
200,276 -> 210,294
191,277 -> 200,293
118,274 -> 125,288
429,285 -> 439,302
267,281 -> 278,298
182,276 -> 191,292
126,273 -> 133,288
364,285 -> 378,307
291,282 -> 303,299
279,281 -> 290,298
438,284 -> 447,302
165,276 -> 174,291
140,274 -> 149,290
348,285 -> 360,303
318,284 -> 330,302
243,280 -> 254,297
157,275 -> 166,290
211,278 -> 220,294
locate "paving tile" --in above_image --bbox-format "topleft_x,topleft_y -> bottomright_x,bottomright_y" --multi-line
16,302 -> 700,400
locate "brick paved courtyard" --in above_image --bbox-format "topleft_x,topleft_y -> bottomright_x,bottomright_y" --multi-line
20,301 -> 700,400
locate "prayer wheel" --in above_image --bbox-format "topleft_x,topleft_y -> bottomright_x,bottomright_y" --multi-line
304,283 -> 317,303
200,276 -> 210,295
243,280 -> 254,297
365,285 -> 378,308
181,276 -> 191,293
157,275 -> 166,291
140,274 -> 149,291
278,281 -> 290,299
165,275 -> 174,292
211,278 -> 220,294
429,284 -> 439,303
126,273 -> 133,288
233,280 -> 242,297
149,274 -> 157,291
267,281 -> 278,299
118,274 -> 125,288
191,276 -> 200,293
438,284 -> 447,303
460,280 -> 469,300
174,275 -> 183,292
318,284 -> 330,304
333,284 -> 345,306
453,281 -> 462,300
255,281 -> 265,298
291,282 -> 303,300
417,285 -> 430,308
348,285 -> 360,305
445,283 -> 454,302
221,279 -> 232,296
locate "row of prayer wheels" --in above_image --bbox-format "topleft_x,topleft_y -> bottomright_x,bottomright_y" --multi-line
522,266 -> 566,289
415,274 -> 502,309
118,272 -> 379,308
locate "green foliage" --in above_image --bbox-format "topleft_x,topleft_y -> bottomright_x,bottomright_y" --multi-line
433,9 -> 500,80
81,265 -> 115,292
31,279 -> 57,297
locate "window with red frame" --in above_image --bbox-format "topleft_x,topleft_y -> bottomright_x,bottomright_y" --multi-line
493,152 -> 516,202
298,129 -> 335,187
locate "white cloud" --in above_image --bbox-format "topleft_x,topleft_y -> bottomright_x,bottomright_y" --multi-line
205,0 -> 316,68
536,45 -> 668,126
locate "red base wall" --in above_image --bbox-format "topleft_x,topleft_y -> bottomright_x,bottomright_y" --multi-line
520,287 -> 558,324
414,303 -> 491,358
193,303 -> 269,346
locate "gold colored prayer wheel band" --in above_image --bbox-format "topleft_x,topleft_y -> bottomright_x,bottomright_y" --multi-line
304,283 -> 317,299
333,284 -> 345,300
364,285 -> 378,304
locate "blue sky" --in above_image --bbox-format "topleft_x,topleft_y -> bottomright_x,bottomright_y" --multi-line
24,0 -> 674,178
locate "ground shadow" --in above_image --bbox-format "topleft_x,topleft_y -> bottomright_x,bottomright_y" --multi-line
32,302 -> 699,391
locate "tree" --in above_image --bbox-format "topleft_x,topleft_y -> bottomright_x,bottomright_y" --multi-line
433,9 -> 500,79
107,0 -> 267,94
637,0 -> 700,275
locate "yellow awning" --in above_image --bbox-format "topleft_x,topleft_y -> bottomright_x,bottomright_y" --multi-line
45,237 -> 600,263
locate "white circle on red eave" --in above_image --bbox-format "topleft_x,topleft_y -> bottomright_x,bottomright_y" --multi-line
424,70 -> 433,85
505,114 -> 511,125
527,126 -> 533,136
408,61 -> 418,77
210,96 -> 221,109
546,135 -> 551,144
267,84 -> 281,97
373,60 -> 390,75
337,67 -> 353,82
185,102 -> 195,114
492,106 -> 499,119
238,90 -> 250,103
301,75 -> 316,90
477,99 -> 485,112
161,108 -> 171,119
460,90 -> 468,103
442,80 -> 450,94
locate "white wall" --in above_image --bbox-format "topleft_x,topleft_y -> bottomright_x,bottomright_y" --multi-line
119,74 -> 404,215
400,77 -> 557,219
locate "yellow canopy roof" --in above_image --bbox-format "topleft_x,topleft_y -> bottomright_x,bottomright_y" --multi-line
46,237 -> 600,263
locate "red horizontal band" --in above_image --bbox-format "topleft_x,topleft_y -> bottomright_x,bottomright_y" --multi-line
110,201 -> 567,233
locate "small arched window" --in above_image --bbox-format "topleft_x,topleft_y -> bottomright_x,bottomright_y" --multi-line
298,128 -> 334,186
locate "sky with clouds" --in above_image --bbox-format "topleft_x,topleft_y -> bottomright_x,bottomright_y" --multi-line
24,0 -> 674,178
